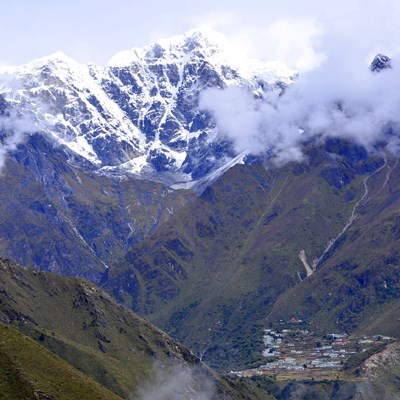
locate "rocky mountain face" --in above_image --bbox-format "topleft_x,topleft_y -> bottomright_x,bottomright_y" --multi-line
0,29 -> 293,279
1,26 -> 400,398
1,28 -> 293,185
0,125 -> 194,281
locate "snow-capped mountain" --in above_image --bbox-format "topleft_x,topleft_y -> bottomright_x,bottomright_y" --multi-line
0,28 -> 294,186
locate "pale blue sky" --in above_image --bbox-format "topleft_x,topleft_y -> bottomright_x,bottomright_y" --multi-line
1,0 -> 400,69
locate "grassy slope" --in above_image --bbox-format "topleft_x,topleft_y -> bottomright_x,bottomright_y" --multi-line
0,322 -> 122,400
265,154 -> 400,337
0,137 -> 194,281
0,259 -> 271,400
105,142 -> 380,370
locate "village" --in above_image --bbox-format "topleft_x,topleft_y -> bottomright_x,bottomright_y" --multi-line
231,319 -> 392,379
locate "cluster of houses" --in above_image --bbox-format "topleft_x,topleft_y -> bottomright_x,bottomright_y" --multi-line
231,327 -> 391,378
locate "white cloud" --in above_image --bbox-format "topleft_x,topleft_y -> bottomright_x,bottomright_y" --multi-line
200,55 -> 400,164
136,363 -> 215,400
0,74 -> 38,172
0,111 -> 36,172
228,18 -> 324,71
197,0 -> 400,164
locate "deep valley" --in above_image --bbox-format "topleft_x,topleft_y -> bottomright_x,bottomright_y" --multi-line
1,25 -> 400,400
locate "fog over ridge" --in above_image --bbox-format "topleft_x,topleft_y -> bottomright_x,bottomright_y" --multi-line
200,54 -> 400,164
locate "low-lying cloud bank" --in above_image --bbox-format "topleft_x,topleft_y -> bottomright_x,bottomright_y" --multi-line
200,0 -> 400,164
200,56 -> 400,164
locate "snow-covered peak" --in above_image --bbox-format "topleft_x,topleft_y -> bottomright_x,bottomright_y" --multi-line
1,50 -> 144,167
108,48 -> 144,68
107,28 -> 295,88
35,50 -> 73,62
22,51 -> 79,71
157,27 -> 227,54
108,28 -> 233,68
13,50 -> 92,89
0,52 -> 73,78
0,28 -> 296,188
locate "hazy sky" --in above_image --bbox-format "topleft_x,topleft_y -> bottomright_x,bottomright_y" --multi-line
2,0 -> 400,69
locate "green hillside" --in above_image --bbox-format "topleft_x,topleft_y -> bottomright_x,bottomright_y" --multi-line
0,322 -> 122,400
266,152 -> 400,337
0,259 -> 270,399
3,138 -> 400,398
103,139 -> 400,371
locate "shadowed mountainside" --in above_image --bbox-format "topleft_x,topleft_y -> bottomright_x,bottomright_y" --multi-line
103,139 -> 400,371
0,133 -> 194,281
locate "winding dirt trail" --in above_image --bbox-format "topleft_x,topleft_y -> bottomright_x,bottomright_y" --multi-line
299,154 -> 397,276
363,157 -> 398,208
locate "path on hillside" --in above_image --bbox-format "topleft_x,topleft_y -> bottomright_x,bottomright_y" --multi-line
363,158 -> 398,207
241,173 -> 290,255
301,154 -> 397,275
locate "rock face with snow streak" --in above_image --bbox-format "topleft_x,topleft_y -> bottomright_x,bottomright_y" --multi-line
1,28 -> 294,186
0,29 -> 294,279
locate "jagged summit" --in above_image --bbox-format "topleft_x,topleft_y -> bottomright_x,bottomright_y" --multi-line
31,50 -> 74,64
107,28 -> 293,83
19,51 -> 83,74
108,27 -> 229,67
0,28 -> 294,187
157,26 -> 230,55
370,53 -> 391,72
164,26 -> 229,46
0,51 -> 79,78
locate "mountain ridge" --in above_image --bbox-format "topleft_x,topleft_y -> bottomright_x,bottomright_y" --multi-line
101,137 -> 400,372
0,28 -> 296,278
0,28 -> 294,188
0,258 -> 271,399
1,27 -> 400,399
